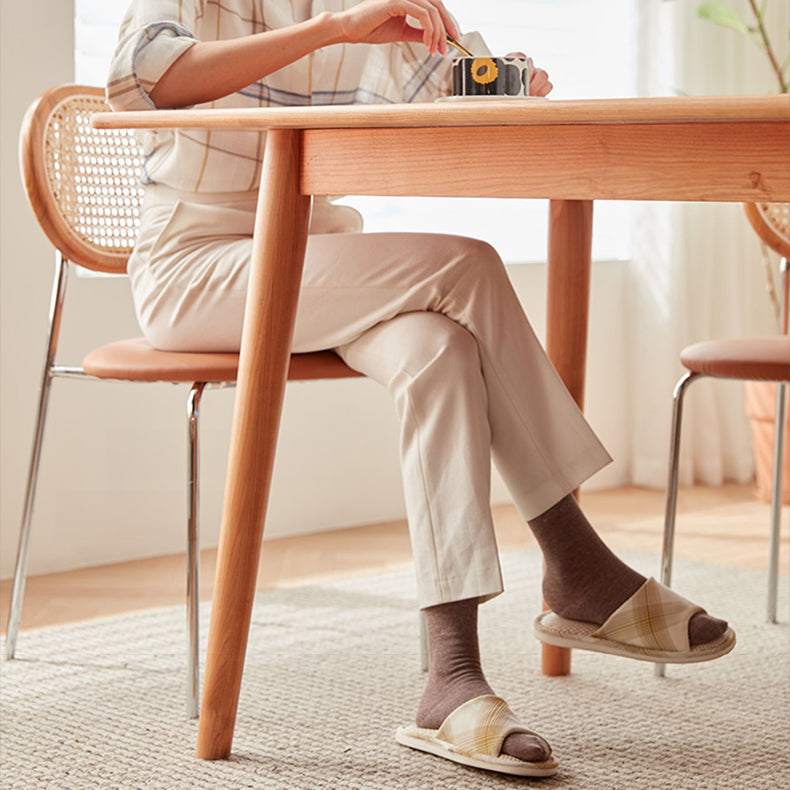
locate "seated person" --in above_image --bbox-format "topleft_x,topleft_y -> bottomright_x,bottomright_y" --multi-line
108,0 -> 734,776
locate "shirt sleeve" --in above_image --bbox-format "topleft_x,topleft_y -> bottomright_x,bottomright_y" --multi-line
106,0 -> 203,111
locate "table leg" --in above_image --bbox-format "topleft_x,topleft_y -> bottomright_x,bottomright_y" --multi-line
196,130 -> 311,759
542,198 -> 594,677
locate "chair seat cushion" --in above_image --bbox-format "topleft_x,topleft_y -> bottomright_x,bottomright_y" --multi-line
680,336 -> 790,381
82,337 -> 362,383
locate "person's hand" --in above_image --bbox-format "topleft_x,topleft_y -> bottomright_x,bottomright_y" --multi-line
528,58 -> 553,97
516,55 -> 551,97
332,0 -> 458,55
505,53 -> 552,97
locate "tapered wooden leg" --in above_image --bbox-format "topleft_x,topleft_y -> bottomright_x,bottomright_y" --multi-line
542,199 -> 594,677
196,130 -> 311,759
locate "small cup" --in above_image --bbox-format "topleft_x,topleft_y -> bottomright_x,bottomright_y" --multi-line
452,56 -> 532,98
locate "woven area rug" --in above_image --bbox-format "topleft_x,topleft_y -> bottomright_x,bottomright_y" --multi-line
2,548 -> 788,790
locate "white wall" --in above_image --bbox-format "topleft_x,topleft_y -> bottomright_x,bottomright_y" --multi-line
0,0 -> 629,579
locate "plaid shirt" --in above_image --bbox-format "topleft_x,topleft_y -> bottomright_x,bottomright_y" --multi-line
107,0 -> 468,193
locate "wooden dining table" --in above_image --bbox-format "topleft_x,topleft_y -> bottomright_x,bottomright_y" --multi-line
93,94 -> 790,760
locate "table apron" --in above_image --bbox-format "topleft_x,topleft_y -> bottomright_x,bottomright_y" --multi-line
301,122 -> 790,202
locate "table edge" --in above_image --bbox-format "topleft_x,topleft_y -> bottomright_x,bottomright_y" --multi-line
91,95 -> 790,131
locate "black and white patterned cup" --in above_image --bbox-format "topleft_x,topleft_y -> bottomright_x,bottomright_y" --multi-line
452,56 -> 531,97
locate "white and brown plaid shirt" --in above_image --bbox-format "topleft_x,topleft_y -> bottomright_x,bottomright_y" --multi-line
107,0 -> 467,193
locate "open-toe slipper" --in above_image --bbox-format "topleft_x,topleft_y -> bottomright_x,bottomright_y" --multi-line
534,577 -> 736,663
395,694 -> 558,777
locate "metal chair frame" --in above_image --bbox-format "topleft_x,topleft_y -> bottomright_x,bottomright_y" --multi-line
656,217 -> 789,678
5,246 -> 232,718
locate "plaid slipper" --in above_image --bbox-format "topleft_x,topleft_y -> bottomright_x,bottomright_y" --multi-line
534,577 -> 736,663
395,694 -> 558,777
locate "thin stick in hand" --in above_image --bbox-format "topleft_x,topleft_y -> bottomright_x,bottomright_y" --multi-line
446,35 -> 474,57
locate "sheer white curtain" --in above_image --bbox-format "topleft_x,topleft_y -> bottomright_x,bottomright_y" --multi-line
628,0 -> 787,488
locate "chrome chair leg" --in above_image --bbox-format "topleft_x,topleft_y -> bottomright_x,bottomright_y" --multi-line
656,371 -> 701,678
767,381 -> 787,624
6,256 -> 69,659
186,382 -> 206,718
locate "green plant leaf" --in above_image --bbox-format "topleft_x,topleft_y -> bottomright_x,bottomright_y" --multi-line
697,2 -> 750,34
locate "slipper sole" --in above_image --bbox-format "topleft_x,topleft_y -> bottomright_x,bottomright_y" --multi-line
534,611 -> 736,663
396,726 -> 559,777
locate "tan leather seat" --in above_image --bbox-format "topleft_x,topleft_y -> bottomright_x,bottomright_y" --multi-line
82,337 -> 362,383
680,336 -> 790,382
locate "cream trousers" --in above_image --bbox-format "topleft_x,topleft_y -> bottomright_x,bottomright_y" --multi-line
128,186 -> 612,608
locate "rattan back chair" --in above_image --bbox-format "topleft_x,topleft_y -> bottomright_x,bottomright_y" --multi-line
657,202 -> 790,676
7,84 -> 363,716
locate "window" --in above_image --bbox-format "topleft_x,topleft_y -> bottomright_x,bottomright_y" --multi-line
341,0 -> 636,262
74,0 -> 127,87
75,0 -> 635,262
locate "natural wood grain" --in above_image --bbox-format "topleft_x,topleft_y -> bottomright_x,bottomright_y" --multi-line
91,95 -> 790,131
546,200 -> 594,409
300,123 -> 790,202
541,640 -> 573,676
196,130 -> 310,760
541,199 -> 594,677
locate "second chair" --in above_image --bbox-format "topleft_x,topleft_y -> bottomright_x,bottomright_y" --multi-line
658,202 -> 790,679
6,84 -> 364,717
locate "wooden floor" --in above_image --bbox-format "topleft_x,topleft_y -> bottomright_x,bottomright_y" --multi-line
1,483 -> 787,633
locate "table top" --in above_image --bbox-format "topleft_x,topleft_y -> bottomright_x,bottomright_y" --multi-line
92,94 -> 790,131
92,94 -> 790,203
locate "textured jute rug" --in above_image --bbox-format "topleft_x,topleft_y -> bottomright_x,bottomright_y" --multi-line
1,548 -> 788,790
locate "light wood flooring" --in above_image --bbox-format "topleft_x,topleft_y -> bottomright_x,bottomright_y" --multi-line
1,483 -> 787,633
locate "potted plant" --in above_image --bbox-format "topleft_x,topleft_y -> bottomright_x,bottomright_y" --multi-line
691,1 -> 787,94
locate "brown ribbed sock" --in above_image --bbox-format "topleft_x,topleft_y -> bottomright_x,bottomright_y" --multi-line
416,597 -> 551,763
527,495 -> 728,645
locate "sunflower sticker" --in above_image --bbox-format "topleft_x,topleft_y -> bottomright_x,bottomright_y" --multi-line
450,56 -> 530,97
471,58 -> 499,85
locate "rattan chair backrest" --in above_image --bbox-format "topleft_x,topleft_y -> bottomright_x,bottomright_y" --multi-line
743,202 -> 790,262
743,202 -> 790,334
19,84 -> 145,274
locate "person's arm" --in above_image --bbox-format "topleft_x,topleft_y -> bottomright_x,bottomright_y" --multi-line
150,0 -> 459,109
